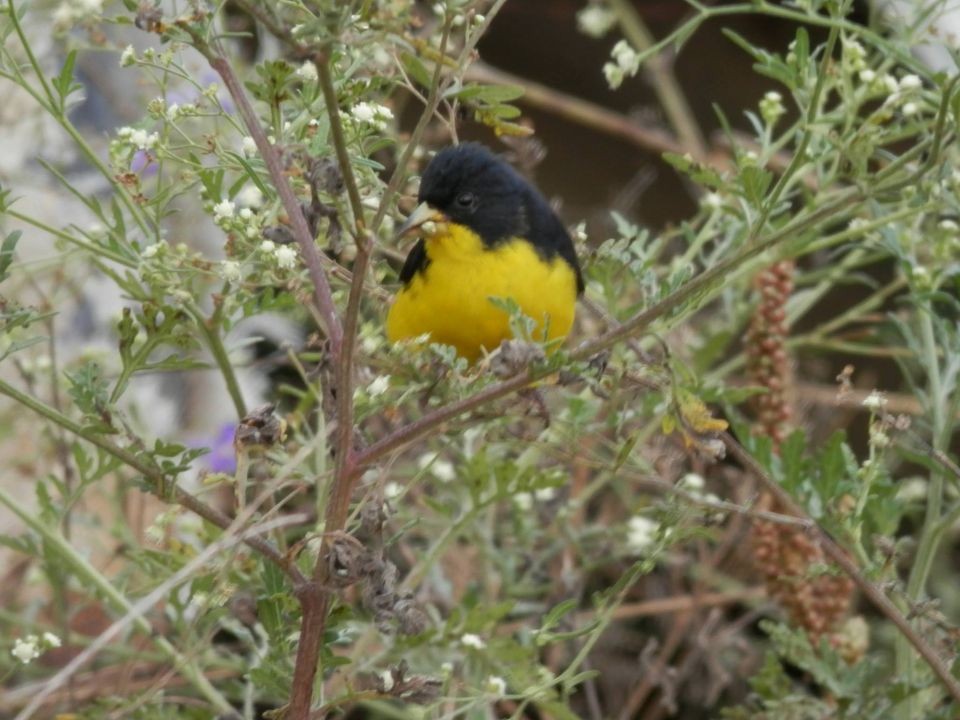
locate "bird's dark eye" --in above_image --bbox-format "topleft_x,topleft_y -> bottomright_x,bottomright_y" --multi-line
455,192 -> 476,209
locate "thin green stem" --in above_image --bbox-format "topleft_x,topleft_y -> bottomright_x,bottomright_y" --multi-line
188,300 -> 248,418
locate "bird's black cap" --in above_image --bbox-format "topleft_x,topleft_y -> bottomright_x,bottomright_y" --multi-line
401,143 -> 583,293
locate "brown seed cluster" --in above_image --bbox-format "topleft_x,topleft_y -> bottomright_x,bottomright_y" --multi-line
746,260 -> 860,658
752,521 -> 855,647
745,261 -> 794,448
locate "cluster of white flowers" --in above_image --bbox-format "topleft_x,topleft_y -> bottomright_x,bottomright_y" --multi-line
702,192 -> 724,211
577,5 -> 616,38
603,40 -> 641,90
296,61 -> 318,82
212,199 -> 235,224
11,633 -> 61,664
367,375 -> 391,397
117,126 -> 159,151
53,0 -> 102,28
220,260 -> 243,283
119,44 -> 137,67
165,102 -> 197,122
241,136 -> 258,157
258,240 -> 299,270
485,675 -> 507,696
460,633 -> 486,649
862,390 -> 888,411
759,90 -> 786,125
513,486 -> 558,511
417,451 -> 456,482
349,102 -> 394,131
625,515 -> 659,553
384,481 -> 402,499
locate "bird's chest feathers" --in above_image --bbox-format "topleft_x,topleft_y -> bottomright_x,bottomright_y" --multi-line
387,224 -> 577,360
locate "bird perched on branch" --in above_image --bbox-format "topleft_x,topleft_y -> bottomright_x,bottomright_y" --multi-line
386,143 -> 583,362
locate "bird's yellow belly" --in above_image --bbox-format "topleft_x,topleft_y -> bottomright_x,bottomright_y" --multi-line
386,227 -> 578,362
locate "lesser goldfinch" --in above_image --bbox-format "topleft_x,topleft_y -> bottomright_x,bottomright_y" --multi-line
386,143 -> 583,361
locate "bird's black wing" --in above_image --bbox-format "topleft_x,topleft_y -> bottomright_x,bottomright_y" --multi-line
397,238 -> 430,285
525,192 -> 585,295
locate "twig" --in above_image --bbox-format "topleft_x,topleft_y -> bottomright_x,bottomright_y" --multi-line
202,48 -> 344,358
722,432 -> 960,705
315,51 -> 367,233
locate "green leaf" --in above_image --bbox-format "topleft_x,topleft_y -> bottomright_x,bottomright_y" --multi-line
399,51 -> 432,88
0,230 -> 21,282
741,165 -> 773,207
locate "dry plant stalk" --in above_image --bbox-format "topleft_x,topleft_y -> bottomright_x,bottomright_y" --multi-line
747,261 -> 857,654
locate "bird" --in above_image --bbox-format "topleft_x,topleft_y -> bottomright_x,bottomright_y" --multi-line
386,143 -> 583,362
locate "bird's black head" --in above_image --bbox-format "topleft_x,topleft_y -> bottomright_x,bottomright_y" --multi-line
417,143 -> 530,247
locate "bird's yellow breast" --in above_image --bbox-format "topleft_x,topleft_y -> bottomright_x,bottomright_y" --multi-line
386,224 -> 578,362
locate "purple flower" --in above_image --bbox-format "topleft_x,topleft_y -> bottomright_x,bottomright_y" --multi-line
195,422 -> 237,473
130,149 -> 158,177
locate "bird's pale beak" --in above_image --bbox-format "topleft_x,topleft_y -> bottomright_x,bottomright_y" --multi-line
396,202 -> 446,238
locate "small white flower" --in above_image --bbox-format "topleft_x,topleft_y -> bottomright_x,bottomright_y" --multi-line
117,126 -> 134,139
368,375 -> 390,397
238,207 -> 254,221
296,61 -> 318,82
120,44 -> 136,67
432,2 -> 445,16
129,129 -> 159,150
760,90 -> 785,124
842,37 -> 867,70
626,515 -> 659,553
577,6 -> 616,38
862,390 -> 888,411
702,192 -> 723,210
513,492 -> 534,511
241,136 -> 258,157
881,74 -> 899,94
896,477 -> 928,502
221,260 -> 242,283
380,669 -> 395,691
142,242 -> 162,258
213,199 -> 235,222
274,245 -> 298,269
858,69 -> 875,84
678,473 -> 705,492
41,632 -> 61,649
259,240 -> 276,253
612,40 -> 640,73
901,101 -> 918,117
899,74 -> 922,91
165,103 -> 180,121
460,633 -> 486,649
473,13 -> 485,24
11,636 -> 40,664
237,185 -> 263,208
384,481 -> 402,499
938,219 -> 958,233
534,487 -> 556,502
848,217 -> 869,231
485,675 -> 507,696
